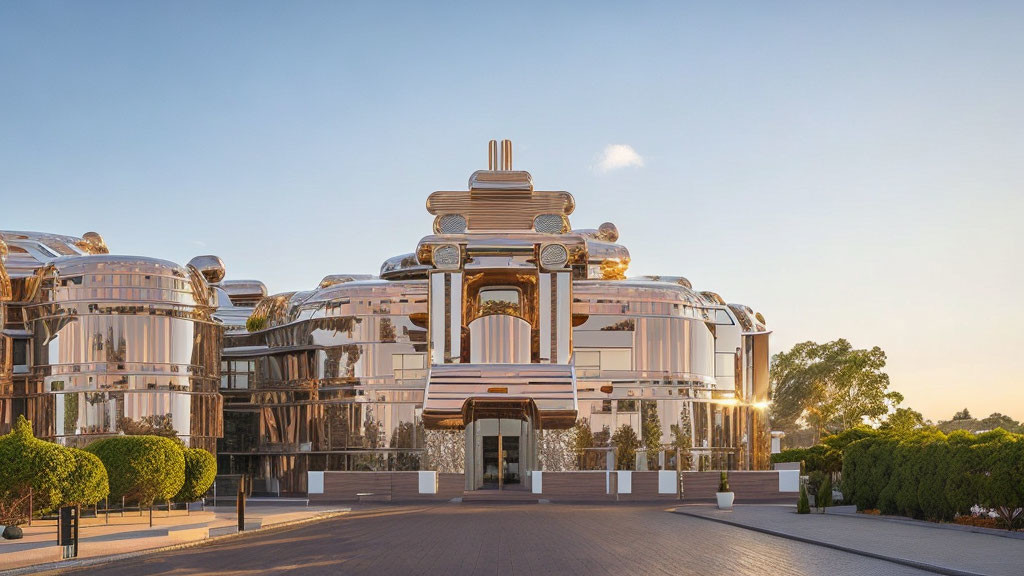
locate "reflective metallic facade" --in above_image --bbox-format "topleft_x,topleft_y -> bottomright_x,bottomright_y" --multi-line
0,232 -> 223,451
217,140 -> 772,494
1,141 -> 771,494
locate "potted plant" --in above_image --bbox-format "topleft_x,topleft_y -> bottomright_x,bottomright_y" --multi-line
716,471 -> 734,510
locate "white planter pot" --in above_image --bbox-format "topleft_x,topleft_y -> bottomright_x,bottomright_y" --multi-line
716,492 -> 734,510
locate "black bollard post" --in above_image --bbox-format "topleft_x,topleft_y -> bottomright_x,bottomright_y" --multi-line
237,475 -> 246,532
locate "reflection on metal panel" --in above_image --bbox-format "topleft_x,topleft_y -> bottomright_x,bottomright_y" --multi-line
469,315 -> 530,364
430,273 -> 445,365
450,272 -> 461,363
556,272 -> 570,363
17,253 -> 222,448
539,273 -> 551,362
423,363 -> 577,429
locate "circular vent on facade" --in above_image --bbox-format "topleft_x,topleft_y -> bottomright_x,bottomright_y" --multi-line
539,244 -> 569,269
437,214 -> 468,235
432,244 -> 461,269
534,214 -> 567,234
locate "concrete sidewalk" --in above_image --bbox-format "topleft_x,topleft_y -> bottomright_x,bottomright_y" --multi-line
674,504 -> 1024,576
0,504 -> 348,573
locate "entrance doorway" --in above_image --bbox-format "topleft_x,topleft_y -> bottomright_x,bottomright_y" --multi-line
465,416 -> 535,491
482,435 -> 520,488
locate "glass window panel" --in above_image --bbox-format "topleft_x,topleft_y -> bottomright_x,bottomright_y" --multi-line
600,349 -> 632,371
574,350 -> 600,369
13,339 -> 28,366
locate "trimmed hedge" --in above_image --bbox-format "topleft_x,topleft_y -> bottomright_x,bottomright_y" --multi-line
770,426 -> 879,474
0,416 -> 108,515
843,428 -> 1024,524
86,435 -> 185,506
175,448 -> 217,503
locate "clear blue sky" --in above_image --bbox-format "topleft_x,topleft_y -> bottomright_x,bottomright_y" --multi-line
2,1 -> 1022,422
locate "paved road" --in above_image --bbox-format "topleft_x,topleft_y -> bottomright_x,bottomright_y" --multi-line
60,503 -> 932,576
680,504 -> 1024,576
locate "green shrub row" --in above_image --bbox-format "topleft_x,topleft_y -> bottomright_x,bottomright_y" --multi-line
86,435 -> 186,505
0,417 -> 218,521
842,428 -> 1024,524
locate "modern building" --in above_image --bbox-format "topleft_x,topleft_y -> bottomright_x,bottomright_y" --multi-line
0,140 -> 770,495
0,232 -> 222,452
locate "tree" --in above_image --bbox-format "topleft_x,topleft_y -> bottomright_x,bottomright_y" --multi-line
819,474 -> 833,509
0,416 -> 108,515
641,401 -> 663,470
63,448 -> 109,507
669,407 -> 693,470
935,411 -> 1022,435
570,418 -> 596,470
770,339 -> 900,444
797,484 -> 811,514
175,448 -> 217,503
610,424 -> 640,470
390,421 -> 424,471
880,407 -> 926,434
86,435 -> 185,506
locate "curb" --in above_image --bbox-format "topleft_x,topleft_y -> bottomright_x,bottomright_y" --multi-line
825,508 -> 1024,541
1,510 -> 350,576
671,508 -> 988,576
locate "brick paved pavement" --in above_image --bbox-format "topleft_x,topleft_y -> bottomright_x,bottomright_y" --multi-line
56,503 -> 934,576
676,504 -> 1024,576
0,506 -> 347,573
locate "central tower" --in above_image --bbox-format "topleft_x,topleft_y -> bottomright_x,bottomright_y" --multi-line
419,140 -> 587,489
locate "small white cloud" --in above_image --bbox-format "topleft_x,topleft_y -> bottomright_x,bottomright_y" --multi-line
191,240 -> 207,247
596,144 -> 644,173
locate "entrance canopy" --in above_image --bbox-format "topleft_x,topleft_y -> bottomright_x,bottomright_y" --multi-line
422,363 -> 577,429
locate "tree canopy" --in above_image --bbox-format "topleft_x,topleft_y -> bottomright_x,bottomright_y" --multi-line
85,435 -> 185,505
935,411 -> 1022,434
0,416 -> 108,515
771,339 -> 900,444
880,407 -> 926,434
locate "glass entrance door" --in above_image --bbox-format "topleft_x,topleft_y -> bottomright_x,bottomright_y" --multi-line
502,436 -> 520,486
482,436 -> 501,486
469,417 -> 531,491
481,434 -> 521,489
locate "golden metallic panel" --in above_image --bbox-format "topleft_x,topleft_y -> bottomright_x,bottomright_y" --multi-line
422,363 -> 577,429
426,190 -> 575,231
468,314 -> 531,363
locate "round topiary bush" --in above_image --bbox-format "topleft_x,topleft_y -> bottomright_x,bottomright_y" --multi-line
0,416 -> 75,514
63,448 -> 110,507
175,448 -> 217,503
0,416 -> 110,516
86,435 -> 185,506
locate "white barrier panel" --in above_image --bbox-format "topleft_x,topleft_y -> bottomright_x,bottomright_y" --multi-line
658,470 -> 676,494
308,471 -> 324,494
779,469 -> 800,492
418,471 -> 438,494
617,471 -> 632,494
532,471 -> 543,494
